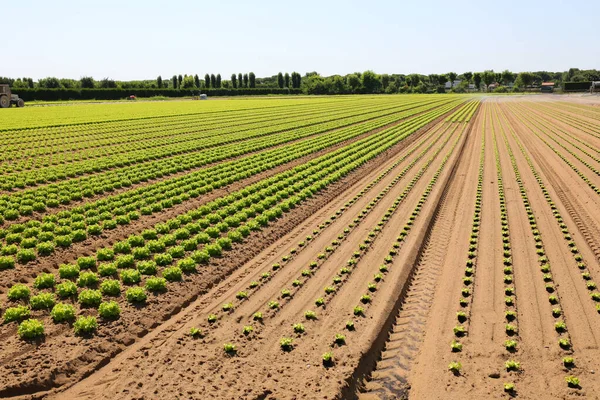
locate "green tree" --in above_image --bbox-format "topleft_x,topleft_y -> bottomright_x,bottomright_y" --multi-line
277,72 -> 284,88
210,74 -> 216,88
249,72 -> 256,88
194,74 -> 200,88
38,77 -> 62,88
463,72 -> 473,83
515,72 -> 534,88
473,72 -> 482,89
81,76 -> 95,88
243,73 -> 249,88
381,74 -> 390,90
216,74 -> 221,88
437,74 -> 447,86
346,73 -> 361,92
231,74 -> 237,88
181,75 -> 196,89
238,73 -> 243,87
501,70 -> 514,85
156,75 -> 162,88
284,72 -> 290,88
482,70 -> 495,90
448,72 -> 457,86
172,75 -> 177,88
361,70 -> 382,93
177,75 -> 183,88
99,78 -> 117,88
204,74 -> 210,88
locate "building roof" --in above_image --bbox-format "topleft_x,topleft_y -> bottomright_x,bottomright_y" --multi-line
541,82 -> 555,86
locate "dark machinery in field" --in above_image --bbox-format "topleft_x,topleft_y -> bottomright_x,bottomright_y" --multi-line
0,84 -> 25,108
591,81 -> 600,94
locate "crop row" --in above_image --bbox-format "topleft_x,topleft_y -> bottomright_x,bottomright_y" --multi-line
0,99 -> 459,218
1,99 -> 418,171
510,104 -> 600,180
1,99 -> 364,151
522,104 -> 600,156
1,103 -> 454,339
531,102 -> 600,138
0,99 -> 453,191
192,120 -> 451,332
448,114 -> 485,358
0,102 -> 462,267
446,99 -> 479,123
488,108 -> 521,392
495,105 -> 579,389
261,123 -> 458,345
501,105 -> 600,313
330,121 -> 466,367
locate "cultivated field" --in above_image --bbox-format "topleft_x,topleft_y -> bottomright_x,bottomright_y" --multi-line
1,95 -> 600,399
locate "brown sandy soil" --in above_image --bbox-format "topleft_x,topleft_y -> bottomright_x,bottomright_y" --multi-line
6,96 -> 600,400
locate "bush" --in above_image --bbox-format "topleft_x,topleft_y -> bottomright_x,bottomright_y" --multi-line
8,283 -> 30,301
18,319 -> 44,340
56,281 -> 78,298
126,287 -> 147,303
163,266 -> 182,282
98,301 -> 121,319
145,277 -> 167,292
50,303 -> 76,322
78,289 -> 102,308
100,279 -> 121,296
73,316 -> 98,335
3,305 -> 30,323
30,293 -> 56,310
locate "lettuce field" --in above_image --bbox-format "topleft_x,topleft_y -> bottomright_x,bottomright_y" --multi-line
1,95 -> 600,399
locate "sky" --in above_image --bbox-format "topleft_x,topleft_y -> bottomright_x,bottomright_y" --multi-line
4,0 -> 599,81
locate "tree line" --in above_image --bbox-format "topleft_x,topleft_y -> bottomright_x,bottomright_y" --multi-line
1,68 -> 597,96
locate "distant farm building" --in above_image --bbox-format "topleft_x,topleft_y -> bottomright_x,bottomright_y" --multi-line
541,82 -> 555,93
444,80 -> 462,89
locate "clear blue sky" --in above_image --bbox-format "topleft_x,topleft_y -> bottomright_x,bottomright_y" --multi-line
5,0 -> 599,80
